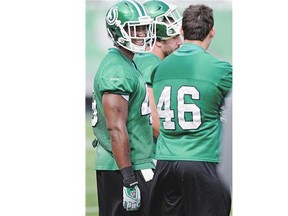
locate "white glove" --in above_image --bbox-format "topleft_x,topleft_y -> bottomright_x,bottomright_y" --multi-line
123,184 -> 141,211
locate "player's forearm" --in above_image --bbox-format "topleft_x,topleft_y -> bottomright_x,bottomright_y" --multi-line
108,127 -> 132,169
102,93 -> 131,169
152,115 -> 160,138
148,87 -> 160,138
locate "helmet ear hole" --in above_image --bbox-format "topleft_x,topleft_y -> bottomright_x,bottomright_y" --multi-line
115,20 -> 121,27
110,29 -> 116,37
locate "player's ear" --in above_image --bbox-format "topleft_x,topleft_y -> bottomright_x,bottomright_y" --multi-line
210,26 -> 215,38
155,40 -> 162,48
180,27 -> 184,36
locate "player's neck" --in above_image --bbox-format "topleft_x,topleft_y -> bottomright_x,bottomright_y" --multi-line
184,39 -> 211,51
117,46 -> 135,61
151,49 -> 164,60
184,29 -> 214,50
150,43 -> 165,60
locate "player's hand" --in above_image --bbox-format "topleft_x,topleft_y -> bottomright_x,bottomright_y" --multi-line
123,184 -> 141,211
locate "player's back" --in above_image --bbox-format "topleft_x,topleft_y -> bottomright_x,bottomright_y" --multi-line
152,43 -> 232,162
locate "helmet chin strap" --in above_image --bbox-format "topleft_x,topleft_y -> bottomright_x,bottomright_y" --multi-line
130,42 -> 146,53
117,37 -> 155,53
129,39 -> 155,53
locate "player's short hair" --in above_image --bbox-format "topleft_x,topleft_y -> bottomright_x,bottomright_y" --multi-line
182,4 -> 214,41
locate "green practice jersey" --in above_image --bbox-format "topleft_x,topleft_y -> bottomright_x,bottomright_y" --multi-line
152,43 -> 232,162
92,48 -> 155,170
133,53 -> 161,86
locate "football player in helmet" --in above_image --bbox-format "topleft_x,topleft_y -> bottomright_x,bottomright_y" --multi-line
133,0 -> 182,140
91,0 -> 156,215
105,0 -> 155,53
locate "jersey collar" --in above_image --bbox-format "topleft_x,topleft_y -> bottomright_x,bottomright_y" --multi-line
176,43 -> 205,55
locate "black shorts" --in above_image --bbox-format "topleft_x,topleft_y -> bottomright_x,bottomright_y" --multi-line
96,169 -> 153,216
148,160 -> 231,216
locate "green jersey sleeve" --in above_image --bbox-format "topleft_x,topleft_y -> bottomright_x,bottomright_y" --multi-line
98,64 -> 136,95
217,63 -> 232,97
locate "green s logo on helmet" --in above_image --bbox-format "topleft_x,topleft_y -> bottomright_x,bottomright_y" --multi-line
106,6 -> 118,26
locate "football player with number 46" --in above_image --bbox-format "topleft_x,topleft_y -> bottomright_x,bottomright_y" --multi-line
149,4 -> 232,216
134,0 -> 183,141
91,0 -> 156,215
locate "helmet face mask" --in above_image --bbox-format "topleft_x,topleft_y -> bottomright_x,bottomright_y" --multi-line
105,0 -> 156,53
144,0 -> 182,40
122,18 -> 155,53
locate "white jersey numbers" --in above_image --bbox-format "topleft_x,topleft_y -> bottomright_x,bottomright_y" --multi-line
178,86 -> 201,129
141,84 -> 152,124
157,86 -> 175,129
91,92 -> 98,127
141,85 -> 151,115
157,86 -> 202,130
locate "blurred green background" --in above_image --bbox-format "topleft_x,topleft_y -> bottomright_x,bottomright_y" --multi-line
86,1 -> 232,215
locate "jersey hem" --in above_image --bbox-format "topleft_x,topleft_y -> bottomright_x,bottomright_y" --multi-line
94,162 -> 155,171
154,156 -> 219,163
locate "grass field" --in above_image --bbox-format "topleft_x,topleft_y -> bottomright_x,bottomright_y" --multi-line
86,114 -> 98,216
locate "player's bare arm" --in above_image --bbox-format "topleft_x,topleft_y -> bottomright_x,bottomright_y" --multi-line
102,93 -> 131,169
148,87 -> 160,138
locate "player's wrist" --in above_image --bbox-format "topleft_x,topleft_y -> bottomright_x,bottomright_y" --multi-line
120,166 -> 138,188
